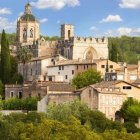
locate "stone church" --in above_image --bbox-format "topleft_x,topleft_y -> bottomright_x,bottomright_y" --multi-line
17,3 -> 108,61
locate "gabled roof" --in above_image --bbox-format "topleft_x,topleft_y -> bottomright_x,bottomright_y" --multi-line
92,80 -> 140,89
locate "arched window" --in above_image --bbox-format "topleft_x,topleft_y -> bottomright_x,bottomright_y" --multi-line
86,50 -> 93,60
30,28 -> 33,38
23,28 -> 27,39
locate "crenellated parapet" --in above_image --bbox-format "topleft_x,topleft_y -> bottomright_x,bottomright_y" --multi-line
37,37 -> 58,48
70,37 -> 108,44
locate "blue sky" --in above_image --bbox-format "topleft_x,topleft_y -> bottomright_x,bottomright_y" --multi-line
0,0 -> 140,37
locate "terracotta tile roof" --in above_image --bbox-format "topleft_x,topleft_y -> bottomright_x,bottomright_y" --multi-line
115,65 -> 138,71
48,59 -> 109,67
33,81 -> 75,92
91,80 -> 140,89
132,79 -> 140,85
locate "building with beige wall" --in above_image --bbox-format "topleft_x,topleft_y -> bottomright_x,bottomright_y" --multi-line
94,80 -> 140,101
47,59 -> 120,83
18,55 -> 67,81
76,86 -> 126,120
59,24 -> 108,60
115,64 -> 138,83
17,3 -> 39,46
5,80 -> 74,99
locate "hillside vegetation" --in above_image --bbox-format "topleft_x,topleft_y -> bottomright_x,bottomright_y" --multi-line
109,36 -> 140,64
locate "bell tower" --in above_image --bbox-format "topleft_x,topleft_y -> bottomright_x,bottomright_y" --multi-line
17,3 -> 40,46
61,24 -> 74,40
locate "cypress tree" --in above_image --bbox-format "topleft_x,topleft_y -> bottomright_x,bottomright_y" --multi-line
110,42 -> 118,62
1,30 -> 11,84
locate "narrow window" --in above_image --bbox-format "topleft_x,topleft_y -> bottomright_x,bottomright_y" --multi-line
10,91 -> 14,98
110,65 -> 113,68
72,70 -> 74,75
101,65 -> 105,68
65,75 -> 68,79
18,92 -> 22,99
59,66 -> 61,70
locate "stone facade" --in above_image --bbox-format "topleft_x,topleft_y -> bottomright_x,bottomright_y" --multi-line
5,80 -> 74,99
94,80 -> 140,101
47,59 -> 120,82
58,36 -> 108,60
78,86 -> 126,120
17,3 -> 39,45
115,63 -> 139,83
18,55 -> 67,81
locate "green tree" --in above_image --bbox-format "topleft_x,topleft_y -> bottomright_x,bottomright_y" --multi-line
17,47 -> 32,82
110,41 -> 118,62
120,98 -> 140,122
0,30 -> 11,84
0,80 -> 4,99
72,69 -> 101,89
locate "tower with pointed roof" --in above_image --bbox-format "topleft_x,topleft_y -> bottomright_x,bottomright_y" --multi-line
17,3 -> 40,46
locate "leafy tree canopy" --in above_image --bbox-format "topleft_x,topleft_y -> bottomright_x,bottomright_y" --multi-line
72,69 -> 102,89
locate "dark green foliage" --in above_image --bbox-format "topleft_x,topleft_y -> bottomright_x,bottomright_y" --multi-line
110,41 -> 118,62
47,100 -> 124,133
17,47 -> 32,81
0,30 -> 11,84
40,35 -> 60,41
10,73 -> 23,84
0,101 -> 139,140
109,36 -> 140,64
124,122 -> 140,133
120,98 -> 140,122
0,80 -> 4,98
72,69 -> 102,89
2,97 -> 39,111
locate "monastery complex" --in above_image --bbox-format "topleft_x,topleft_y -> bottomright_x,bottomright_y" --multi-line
5,3 -> 140,120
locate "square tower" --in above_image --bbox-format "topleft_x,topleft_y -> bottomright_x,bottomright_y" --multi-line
61,24 -> 74,40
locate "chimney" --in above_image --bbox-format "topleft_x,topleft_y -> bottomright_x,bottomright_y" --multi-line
123,62 -> 127,82
137,61 -> 140,79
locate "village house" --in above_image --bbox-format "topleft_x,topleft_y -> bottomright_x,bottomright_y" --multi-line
5,80 -> 74,99
47,59 -> 120,83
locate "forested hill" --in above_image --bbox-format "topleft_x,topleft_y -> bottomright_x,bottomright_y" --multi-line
109,36 -> 140,64
1,33 -> 140,64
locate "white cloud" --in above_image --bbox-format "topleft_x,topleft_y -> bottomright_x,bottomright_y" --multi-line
90,26 -> 97,31
0,17 -> 16,33
0,8 -> 12,15
40,18 -> 48,23
100,15 -> 123,23
117,27 -> 132,35
31,0 -> 80,10
119,0 -> 140,9
117,27 -> 140,36
104,30 -> 114,36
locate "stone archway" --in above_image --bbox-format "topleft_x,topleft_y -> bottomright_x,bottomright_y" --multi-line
115,111 -> 123,121
84,47 -> 98,61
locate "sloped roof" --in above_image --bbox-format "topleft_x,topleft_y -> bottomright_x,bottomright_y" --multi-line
20,14 -> 37,22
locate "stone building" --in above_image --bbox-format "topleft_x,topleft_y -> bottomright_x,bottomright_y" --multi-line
75,85 -> 126,120
17,3 -> 58,58
94,80 -> 140,101
17,3 -> 109,82
5,80 -> 74,99
47,59 -> 120,82
17,3 -> 40,46
115,62 -> 140,83
17,3 -> 109,61
18,54 -> 67,81
58,24 -> 108,60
